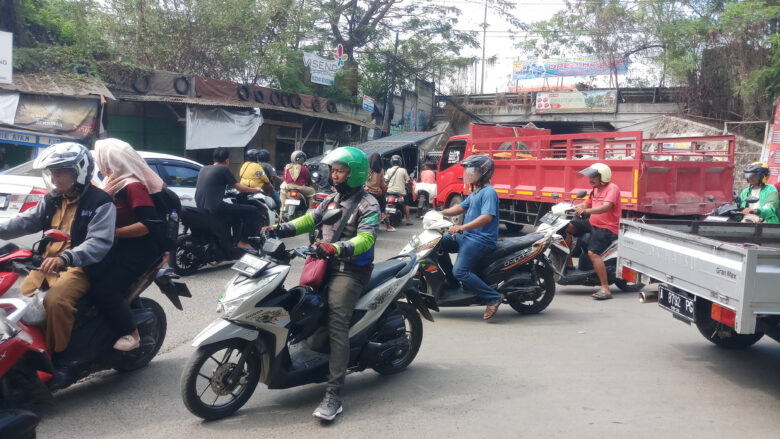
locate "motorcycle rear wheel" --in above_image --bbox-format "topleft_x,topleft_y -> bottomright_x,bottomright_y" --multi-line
372,302 -> 423,375
171,235 -> 201,276
181,339 -> 261,420
114,298 -> 167,372
507,260 -> 556,314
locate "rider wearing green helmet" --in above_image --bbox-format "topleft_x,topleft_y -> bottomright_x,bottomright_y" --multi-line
263,146 -> 380,421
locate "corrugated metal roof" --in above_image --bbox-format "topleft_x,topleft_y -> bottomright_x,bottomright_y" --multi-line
113,92 -> 379,129
306,131 -> 444,166
0,73 -> 114,99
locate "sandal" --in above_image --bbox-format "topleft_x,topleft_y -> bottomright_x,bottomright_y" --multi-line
592,290 -> 613,300
483,301 -> 501,320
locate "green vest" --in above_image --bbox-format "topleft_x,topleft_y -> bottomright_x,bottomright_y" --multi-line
739,184 -> 779,224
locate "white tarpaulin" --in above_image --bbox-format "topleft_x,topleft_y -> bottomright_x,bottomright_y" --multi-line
0,90 -> 19,125
186,106 -> 263,150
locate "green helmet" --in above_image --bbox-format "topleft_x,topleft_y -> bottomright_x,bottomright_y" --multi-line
321,146 -> 369,188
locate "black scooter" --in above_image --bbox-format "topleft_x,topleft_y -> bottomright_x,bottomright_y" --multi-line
401,211 -> 557,314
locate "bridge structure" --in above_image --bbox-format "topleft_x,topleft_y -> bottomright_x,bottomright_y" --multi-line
433,88 -> 687,135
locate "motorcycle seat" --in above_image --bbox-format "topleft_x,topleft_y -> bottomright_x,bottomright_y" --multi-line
181,207 -> 231,236
363,260 -> 407,294
487,233 -> 545,261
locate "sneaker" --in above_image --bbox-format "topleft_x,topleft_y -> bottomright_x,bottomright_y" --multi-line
313,390 -> 343,421
386,226 -> 396,232
113,334 -> 140,351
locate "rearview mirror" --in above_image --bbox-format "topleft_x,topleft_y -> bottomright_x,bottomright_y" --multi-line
706,195 -> 715,202
575,190 -> 588,199
321,209 -> 343,226
44,229 -> 71,242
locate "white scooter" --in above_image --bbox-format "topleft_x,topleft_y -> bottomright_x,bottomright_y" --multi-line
180,210 -> 436,420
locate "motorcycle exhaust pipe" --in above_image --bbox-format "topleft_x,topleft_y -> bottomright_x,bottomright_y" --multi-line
639,291 -> 658,303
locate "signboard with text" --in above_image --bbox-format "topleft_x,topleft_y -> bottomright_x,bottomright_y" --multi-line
303,52 -> 340,86
0,31 -> 12,84
513,55 -> 628,80
362,96 -> 375,112
534,90 -> 618,114
765,93 -> 780,184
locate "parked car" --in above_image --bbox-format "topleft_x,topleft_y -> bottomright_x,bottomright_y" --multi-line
0,151 -> 202,247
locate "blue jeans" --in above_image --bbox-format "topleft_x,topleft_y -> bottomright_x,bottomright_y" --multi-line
272,191 -> 282,210
438,234 -> 501,305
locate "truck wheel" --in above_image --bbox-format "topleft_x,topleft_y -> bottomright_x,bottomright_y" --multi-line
447,196 -> 464,225
695,300 -> 764,349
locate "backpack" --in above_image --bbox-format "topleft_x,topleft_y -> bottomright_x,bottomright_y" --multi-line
151,185 -> 182,252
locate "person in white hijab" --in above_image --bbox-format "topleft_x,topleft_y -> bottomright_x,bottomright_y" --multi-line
91,138 -> 164,351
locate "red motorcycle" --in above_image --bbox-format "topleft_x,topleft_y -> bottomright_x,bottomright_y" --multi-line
0,230 -> 190,407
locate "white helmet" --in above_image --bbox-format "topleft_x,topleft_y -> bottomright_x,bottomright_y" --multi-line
579,163 -> 612,183
33,142 -> 94,195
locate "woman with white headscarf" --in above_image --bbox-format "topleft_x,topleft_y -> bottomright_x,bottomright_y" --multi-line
91,138 -> 164,351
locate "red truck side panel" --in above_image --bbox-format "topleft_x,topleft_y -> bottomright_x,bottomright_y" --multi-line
437,124 -> 735,218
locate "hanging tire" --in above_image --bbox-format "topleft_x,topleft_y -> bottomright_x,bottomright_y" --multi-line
311,98 -> 321,112
446,195 -> 464,225
695,300 -> 764,349
614,278 -> 645,293
289,94 -> 302,109
326,100 -> 337,113
132,76 -> 150,94
508,259 -> 556,314
171,234 -> 201,276
269,91 -> 281,106
174,76 -> 190,95
237,85 -> 250,101
372,302 -> 423,375
114,298 -> 167,372
253,89 -> 265,103
181,338 -> 262,420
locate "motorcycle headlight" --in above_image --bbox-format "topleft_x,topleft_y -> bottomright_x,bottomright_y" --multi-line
217,272 -> 280,317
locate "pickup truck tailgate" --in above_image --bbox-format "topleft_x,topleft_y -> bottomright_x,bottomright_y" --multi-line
618,220 -> 780,333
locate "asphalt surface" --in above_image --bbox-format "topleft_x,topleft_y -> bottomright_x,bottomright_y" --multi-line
33,223 -> 780,438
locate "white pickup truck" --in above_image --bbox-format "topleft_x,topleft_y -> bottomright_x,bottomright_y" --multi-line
617,219 -> 780,348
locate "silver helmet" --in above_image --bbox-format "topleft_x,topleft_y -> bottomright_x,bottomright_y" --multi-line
33,142 -> 94,195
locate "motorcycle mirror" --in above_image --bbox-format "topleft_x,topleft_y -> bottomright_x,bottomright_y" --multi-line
321,209 -> 343,226
43,229 -> 71,242
706,195 -> 715,202
575,190 -> 588,199
551,192 -> 559,199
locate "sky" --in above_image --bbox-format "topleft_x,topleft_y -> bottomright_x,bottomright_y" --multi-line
431,0 -> 566,94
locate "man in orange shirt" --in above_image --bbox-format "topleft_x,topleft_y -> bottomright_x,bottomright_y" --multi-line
565,163 -> 621,300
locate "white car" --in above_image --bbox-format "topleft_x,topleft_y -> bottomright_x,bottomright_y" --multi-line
0,151 -> 202,247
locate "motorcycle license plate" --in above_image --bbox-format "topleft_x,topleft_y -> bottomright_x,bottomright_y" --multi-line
232,253 -> 269,277
286,199 -> 301,206
386,207 -> 397,214
658,284 -> 695,324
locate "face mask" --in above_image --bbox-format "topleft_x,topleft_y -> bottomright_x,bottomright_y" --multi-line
335,181 -> 352,195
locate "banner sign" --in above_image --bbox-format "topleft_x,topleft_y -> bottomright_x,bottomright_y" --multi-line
362,96 -> 375,112
0,31 -> 12,84
11,94 -> 99,140
534,90 -> 617,114
0,128 -> 75,148
765,93 -> 780,183
513,55 -> 628,80
303,52 -> 341,86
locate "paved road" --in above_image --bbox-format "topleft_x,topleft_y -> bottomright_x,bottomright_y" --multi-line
35,224 -> 780,438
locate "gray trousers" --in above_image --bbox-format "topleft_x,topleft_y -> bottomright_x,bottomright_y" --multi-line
324,264 -> 372,392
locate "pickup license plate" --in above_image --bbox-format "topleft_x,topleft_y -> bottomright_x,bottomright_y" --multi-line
386,206 -> 397,214
658,284 -> 695,323
286,199 -> 300,206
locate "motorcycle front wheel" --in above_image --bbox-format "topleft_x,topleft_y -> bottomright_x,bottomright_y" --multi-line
181,339 -> 261,420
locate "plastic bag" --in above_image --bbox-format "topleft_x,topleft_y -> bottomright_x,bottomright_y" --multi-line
22,289 -> 47,326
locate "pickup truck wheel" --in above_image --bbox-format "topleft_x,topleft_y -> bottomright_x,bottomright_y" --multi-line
695,301 -> 764,349
614,278 -> 645,293
447,196 -> 464,225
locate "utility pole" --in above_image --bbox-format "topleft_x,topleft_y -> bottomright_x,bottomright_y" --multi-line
480,0 -> 487,94
382,31 -> 399,136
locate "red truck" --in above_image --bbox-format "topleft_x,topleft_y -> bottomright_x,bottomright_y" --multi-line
435,124 -> 736,230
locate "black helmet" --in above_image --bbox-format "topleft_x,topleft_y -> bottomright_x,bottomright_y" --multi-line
744,161 -> 769,183
460,154 -> 494,184
245,148 -> 260,161
391,154 -> 402,166
257,149 -> 271,162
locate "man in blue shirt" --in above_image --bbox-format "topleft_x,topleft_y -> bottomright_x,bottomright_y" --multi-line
438,155 -> 502,320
